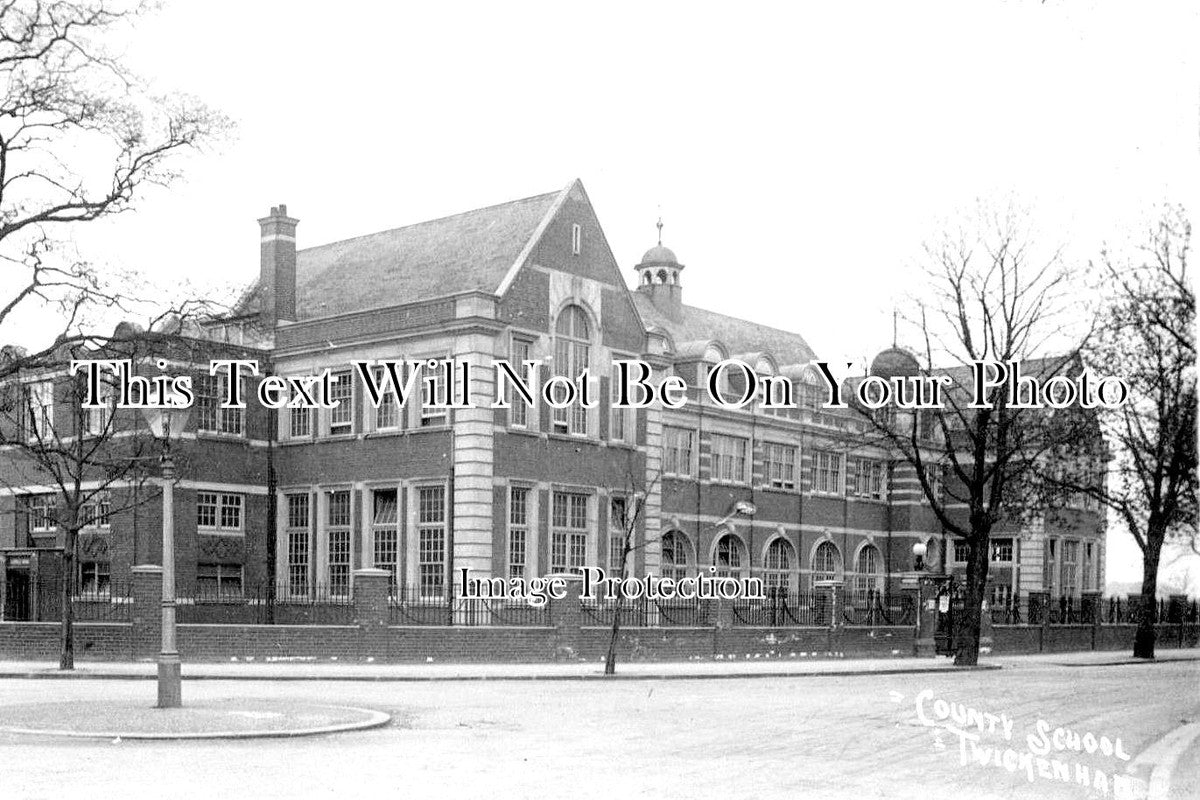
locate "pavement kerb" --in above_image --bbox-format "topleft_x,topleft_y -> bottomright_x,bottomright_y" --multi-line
0,664 -> 1002,682
0,705 -> 393,741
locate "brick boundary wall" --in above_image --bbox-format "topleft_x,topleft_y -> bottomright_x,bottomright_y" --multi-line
1,621 -> 1194,664
0,572 -> 1195,664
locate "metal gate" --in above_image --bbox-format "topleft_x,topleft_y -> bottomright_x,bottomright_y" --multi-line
933,576 -> 957,656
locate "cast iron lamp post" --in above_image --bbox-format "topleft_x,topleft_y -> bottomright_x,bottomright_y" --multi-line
141,405 -> 190,709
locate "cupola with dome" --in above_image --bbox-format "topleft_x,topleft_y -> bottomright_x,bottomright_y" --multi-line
634,218 -> 685,319
869,346 -> 921,380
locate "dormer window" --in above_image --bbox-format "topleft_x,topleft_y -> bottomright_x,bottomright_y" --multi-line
571,223 -> 582,255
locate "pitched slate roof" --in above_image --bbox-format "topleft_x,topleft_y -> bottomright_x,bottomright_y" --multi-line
240,187 -> 565,321
632,293 -> 818,365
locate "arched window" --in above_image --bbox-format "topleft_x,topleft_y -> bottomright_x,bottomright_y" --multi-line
853,544 -> 882,605
553,305 -> 590,435
661,531 -> 691,582
713,534 -> 744,578
763,538 -> 795,595
811,541 -> 842,588
798,367 -> 822,412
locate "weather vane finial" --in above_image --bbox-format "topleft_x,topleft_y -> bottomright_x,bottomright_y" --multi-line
656,215 -> 663,247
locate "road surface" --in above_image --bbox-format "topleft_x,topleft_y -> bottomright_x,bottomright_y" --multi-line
0,655 -> 1196,799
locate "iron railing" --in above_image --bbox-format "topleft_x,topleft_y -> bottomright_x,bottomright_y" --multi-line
174,583 -> 355,625
0,577 -> 134,623
990,596 -> 1022,625
387,587 -> 550,627
580,596 -> 711,627
842,591 -> 917,626
71,579 -> 132,622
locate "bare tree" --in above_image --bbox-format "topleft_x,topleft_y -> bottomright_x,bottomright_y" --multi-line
603,463 -> 663,676
0,325 -> 209,669
1072,206 -> 1197,659
0,0 -> 228,352
857,206 -> 1095,666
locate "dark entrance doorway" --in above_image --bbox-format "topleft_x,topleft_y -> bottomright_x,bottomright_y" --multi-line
4,569 -> 31,621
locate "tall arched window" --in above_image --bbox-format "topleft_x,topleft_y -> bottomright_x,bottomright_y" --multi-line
661,531 -> 691,582
811,541 -> 842,589
763,538 -> 795,595
713,534 -> 744,578
554,305 -> 590,435
853,544 -> 882,605
798,367 -> 822,412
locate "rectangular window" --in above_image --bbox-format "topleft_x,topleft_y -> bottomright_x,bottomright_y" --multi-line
417,485 -> 446,597
1047,538 -> 1058,595
197,492 -> 217,528
608,496 -> 627,574
990,583 -> 1012,610
508,339 -> 532,428
764,443 -> 797,490
83,383 -> 113,437
663,427 -> 695,477
710,434 -> 748,483
1062,540 -> 1079,597
197,563 -> 243,600
290,406 -> 312,439
609,366 -> 628,444
81,493 -> 112,529
508,486 -> 529,580
287,376 -> 313,439
78,561 -> 110,597
990,538 -> 1014,563
953,539 -> 971,563
28,494 -> 55,532
419,361 -> 449,428
195,374 -> 243,435
372,489 -> 399,592
923,464 -> 943,503
848,458 -> 886,500
22,381 -> 54,440
285,493 -> 310,596
326,490 -> 351,596
373,366 -> 401,431
811,450 -> 842,495
551,491 -> 588,573
1083,542 -> 1095,592
571,223 -> 582,255
197,492 -> 243,532
328,371 -> 354,435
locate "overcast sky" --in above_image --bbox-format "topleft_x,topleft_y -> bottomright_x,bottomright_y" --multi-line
80,0 -> 1194,357
20,0 -> 1200,584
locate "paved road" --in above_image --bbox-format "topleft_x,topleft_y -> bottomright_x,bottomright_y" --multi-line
0,656 -> 1196,799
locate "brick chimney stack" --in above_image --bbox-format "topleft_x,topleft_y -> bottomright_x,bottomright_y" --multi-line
258,204 -> 299,324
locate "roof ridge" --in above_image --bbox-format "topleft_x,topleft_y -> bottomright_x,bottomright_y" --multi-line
679,301 -> 806,338
297,189 -> 563,254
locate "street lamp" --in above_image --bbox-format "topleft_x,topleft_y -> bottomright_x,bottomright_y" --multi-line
141,404 -> 190,709
912,541 -> 927,572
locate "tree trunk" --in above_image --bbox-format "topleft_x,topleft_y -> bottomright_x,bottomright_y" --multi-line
955,532 -> 990,667
1133,534 -> 1163,659
604,594 -> 623,676
59,531 -> 76,670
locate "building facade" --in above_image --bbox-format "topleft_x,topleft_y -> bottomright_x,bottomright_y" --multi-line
0,180 -> 1105,620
